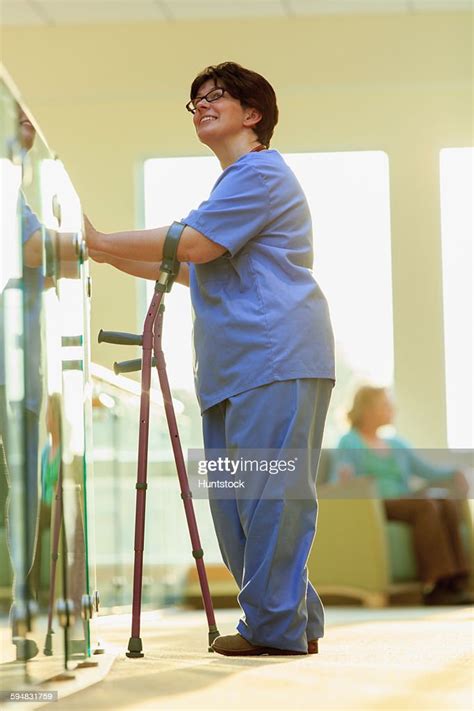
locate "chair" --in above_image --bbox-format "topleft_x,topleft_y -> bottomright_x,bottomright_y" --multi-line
307,451 -> 474,607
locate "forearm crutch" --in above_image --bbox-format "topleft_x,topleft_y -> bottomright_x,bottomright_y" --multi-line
98,222 -> 219,657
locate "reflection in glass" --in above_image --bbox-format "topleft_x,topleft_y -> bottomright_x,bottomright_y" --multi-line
1,81 -> 41,681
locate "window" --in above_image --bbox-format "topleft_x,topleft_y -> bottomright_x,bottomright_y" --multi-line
440,147 -> 473,448
144,157 -> 220,392
283,152 -> 393,444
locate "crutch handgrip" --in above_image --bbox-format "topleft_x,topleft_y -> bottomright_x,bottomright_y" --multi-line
113,357 -> 157,375
98,329 -> 143,346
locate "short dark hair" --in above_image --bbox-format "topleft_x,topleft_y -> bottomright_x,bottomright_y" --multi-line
190,61 -> 279,148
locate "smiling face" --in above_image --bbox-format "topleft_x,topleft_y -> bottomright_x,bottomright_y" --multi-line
192,79 -> 260,148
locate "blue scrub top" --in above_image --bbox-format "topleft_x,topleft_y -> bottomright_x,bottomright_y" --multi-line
182,149 -> 335,413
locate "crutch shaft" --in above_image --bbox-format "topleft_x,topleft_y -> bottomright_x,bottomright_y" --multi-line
154,313 -> 218,635
129,345 -> 153,640
126,289 -> 165,657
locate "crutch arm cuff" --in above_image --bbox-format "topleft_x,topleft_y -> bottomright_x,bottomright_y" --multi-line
158,221 -> 186,292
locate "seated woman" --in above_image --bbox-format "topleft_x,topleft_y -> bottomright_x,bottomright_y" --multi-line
331,385 -> 472,605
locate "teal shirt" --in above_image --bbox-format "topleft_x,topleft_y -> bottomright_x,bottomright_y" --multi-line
330,429 -> 456,498
41,445 -> 60,505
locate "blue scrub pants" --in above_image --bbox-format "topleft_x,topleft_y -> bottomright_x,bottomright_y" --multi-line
202,378 -> 333,652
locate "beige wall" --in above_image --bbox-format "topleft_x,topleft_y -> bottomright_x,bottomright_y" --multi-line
2,12 -> 471,446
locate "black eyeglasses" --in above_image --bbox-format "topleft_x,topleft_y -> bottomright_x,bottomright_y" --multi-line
186,87 -> 227,114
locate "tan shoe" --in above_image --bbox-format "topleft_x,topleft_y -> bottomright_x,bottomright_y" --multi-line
211,633 -> 307,656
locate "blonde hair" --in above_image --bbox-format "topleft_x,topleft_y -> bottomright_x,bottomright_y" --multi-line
347,386 -> 387,429
46,392 -> 62,438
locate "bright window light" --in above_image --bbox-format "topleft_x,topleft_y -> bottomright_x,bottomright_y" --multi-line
40,158 -> 82,232
144,157 -> 220,391
440,147 -> 473,449
284,152 -> 393,387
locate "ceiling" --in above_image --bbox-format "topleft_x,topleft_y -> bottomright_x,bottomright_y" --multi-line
1,0 -> 472,26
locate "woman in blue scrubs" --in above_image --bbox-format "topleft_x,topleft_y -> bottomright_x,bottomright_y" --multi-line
85,62 -> 335,656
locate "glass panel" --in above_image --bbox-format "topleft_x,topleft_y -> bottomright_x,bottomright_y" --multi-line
440,147 -> 473,449
0,72 -> 94,684
12,98 -> 71,683
81,220 -> 97,653
15,100 -> 71,683
44,160 -> 90,663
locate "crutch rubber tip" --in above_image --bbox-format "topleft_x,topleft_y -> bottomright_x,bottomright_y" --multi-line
208,627 -> 220,652
126,636 -> 144,658
43,632 -> 53,656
